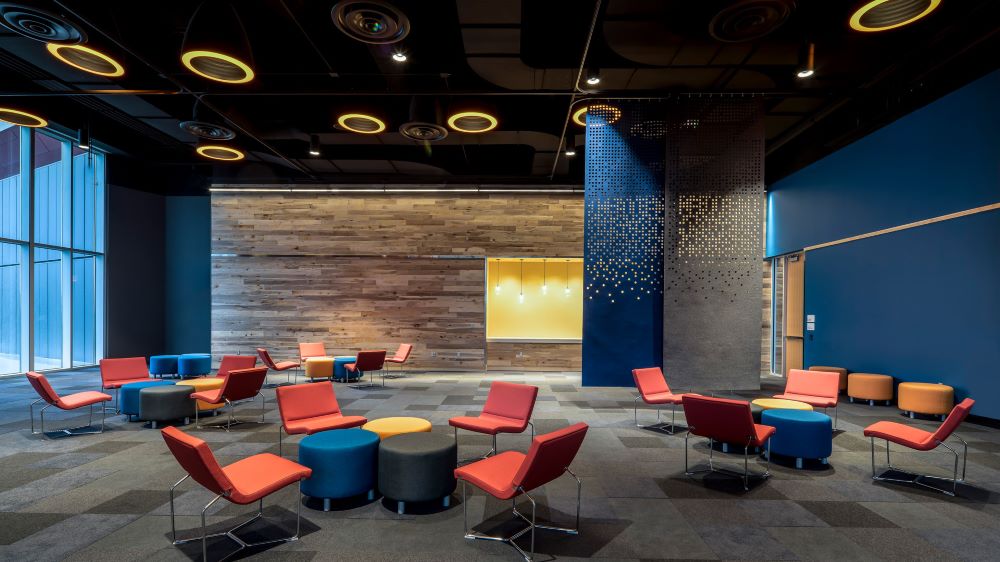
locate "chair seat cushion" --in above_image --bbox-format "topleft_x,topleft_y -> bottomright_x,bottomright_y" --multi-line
449,413 -> 527,435
455,450 -> 525,500
752,423 -> 776,446
104,377 -> 153,389
642,391 -> 684,405
285,414 -> 368,435
863,421 -> 935,450
773,393 -> 837,408
59,391 -> 112,409
190,389 -> 223,404
224,453 -> 313,504
273,361 -> 299,371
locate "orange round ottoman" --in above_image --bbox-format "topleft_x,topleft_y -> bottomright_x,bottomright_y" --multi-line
847,373 -> 893,406
810,366 -> 848,392
898,382 -> 954,420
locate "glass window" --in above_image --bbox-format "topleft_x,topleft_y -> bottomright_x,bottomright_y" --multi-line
34,247 -> 66,370
0,242 -> 24,375
72,253 -> 97,366
33,132 -> 70,247
73,149 -> 104,252
0,123 -> 24,241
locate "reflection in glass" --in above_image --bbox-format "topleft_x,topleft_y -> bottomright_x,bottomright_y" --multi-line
34,247 -> 65,370
0,242 -> 22,374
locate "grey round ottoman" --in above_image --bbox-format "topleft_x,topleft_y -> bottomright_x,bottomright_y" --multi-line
378,433 -> 457,514
139,385 -> 196,429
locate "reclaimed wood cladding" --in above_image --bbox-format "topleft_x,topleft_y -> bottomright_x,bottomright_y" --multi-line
211,193 -> 584,371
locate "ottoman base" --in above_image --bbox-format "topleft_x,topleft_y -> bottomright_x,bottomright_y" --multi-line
307,489 -> 376,512
850,396 -> 893,406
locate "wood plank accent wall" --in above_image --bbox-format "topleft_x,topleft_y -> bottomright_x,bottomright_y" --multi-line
211,193 -> 584,371
486,342 -> 582,372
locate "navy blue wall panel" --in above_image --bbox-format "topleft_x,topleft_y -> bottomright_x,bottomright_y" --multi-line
165,196 -> 211,353
805,210 -> 1000,419
767,70 -> 1000,258
583,101 -> 664,387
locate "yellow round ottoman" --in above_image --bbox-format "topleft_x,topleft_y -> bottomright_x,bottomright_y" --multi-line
847,373 -> 893,406
304,357 -> 335,380
176,378 -> 225,412
809,366 -> 848,392
362,417 -> 432,439
898,382 -> 954,419
751,398 -> 813,412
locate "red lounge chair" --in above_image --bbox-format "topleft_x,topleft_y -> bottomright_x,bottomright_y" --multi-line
298,342 -> 327,363
347,349 -> 388,389
27,372 -> 112,436
162,426 -> 312,561
450,381 -> 538,460
681,395 -> 776,490
257,347 -> 300,387
864,398 -> 974,496
773,368 -> 841,428
384,343 -> 413,379
99,357 -> 151,411
275,381 -> 368,456
191,367 -> 268,430
214,354 -> 257,379
632,367 -> 690,434
455,422 -> 588,561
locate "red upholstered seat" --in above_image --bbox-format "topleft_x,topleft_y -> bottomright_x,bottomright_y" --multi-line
774,369 -> 839,408
28,372 -> 111,410
450,412 -> 528,434
256,348 -> 299,371
450,381 -> 538,435
454,451 -> 525,499
191,389 -> 223,403
275,380 -> 367,454
100,357 -> 150,388
215,355 -> 257,379
284,413 -> 368,434
345,350 -> 386,373
683,394 -> 774,447
864,398 -> 975,452
385,343 -> 413,364
633,367 -> 686,405
298,342 -> 327,363
773,392 -> 837,408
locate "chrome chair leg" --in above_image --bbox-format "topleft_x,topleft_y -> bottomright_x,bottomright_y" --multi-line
31,400 -> 107,437
871,436 -> 968,497
634,396 -> 683,434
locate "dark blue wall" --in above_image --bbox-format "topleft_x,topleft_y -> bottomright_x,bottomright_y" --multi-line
767,70 -> 1000,258
165,196 -> 211,353
767,70 -> 1000,420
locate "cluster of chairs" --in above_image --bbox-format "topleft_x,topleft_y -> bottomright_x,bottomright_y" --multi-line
633,366 -> 976,496
258,343 -> 413,389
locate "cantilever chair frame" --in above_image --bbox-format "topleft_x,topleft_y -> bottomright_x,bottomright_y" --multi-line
633,395 -> 685,435
29,399 -> 107,437
454,421 -> 535,464
869,435 -> 969,497
461,467 -> 581,562
195,392 -> 266,431
684,427 -> 772,491
168,474 -> 304,562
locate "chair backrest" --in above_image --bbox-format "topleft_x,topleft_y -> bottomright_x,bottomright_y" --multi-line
217,355 -> 257,378
100,357 -> 148,384
785,369 -> 839,399
256,348 -> 278,370
354,350 -> 386,371
632,367 -> 670,397
220,367 -> 268,402
299,342 -> 327,361
513,422 -> 588,493
482,381 -> 538,424
26,372 -> 61,406
276,380 -> 341,425
682,395 -> 757,444
161,426 -> 233,496
931,398 -> 975,442
392,343 -> 413,362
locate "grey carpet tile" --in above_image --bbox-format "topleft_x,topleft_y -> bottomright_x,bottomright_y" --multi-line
913,527 -> 1000,561
695,525 -> 798,560
0,511 -> 72,545
86,489 -> 172,515
617,436 -> 670,449
837,527 -> 962,562
796,500 -> 899,528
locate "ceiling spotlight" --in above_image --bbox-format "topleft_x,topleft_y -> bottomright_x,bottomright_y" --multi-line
585,68 -> 601,86
392,51 -> 407,62
180,1 -> 255,84
796,42 -> 815,79
309,134 -> 321,156
0,3 -> 86,44
337,113 -> 387,134
332,0 -> 410,44
572,104 -> 622,127
196,144 -> 245,161
849,0 -> 941,32
565,148 -> 577,157
0,107 -> 47,127
46,43 -> 124,77
447,111 -> 498,133
78,127 -> 90,150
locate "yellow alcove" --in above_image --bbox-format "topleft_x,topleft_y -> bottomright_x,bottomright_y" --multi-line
486,258 -> 583,341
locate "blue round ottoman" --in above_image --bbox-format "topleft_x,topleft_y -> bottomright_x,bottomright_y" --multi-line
177,353 -> 211,378
333,356 -> 356,382
120,380 -> 175,419
299,428 -> 380,511
762,409 -> 833,469
149,355 -> 179,379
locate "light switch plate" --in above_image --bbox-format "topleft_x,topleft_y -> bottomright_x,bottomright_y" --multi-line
806,322 -> 816,331
807,314 -> 816,322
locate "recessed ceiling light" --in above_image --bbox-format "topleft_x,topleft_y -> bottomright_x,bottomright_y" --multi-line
392,51 -> 407,62
46,43 -> 124,77
181,50 -> 255,84
849,0 -> 941,32
446,111 -> 498,133
309,134 -> 321,156
565,148 -> 576,157
337,113 -> 387,134
196,145 -> 245,161
0,107 -> 47,127
572,104 -> 621,127
796,42 -> 815,79
796,69 -> 814,78
586,75 -> 600,86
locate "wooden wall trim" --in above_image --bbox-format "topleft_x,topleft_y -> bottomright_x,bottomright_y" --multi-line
804,202 -> 1000,252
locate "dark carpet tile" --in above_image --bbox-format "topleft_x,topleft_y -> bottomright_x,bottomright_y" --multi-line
657,477 -> 788,500
0,467 -> 64,492
796,500 -> 899,528
440,396 -> 479,405
75,440 -> 145,454
0,512 -> 71,545
404,404 -> 439,411
86,489 -> 171,515
618,436 -> 669,449
550,385 -> 577,392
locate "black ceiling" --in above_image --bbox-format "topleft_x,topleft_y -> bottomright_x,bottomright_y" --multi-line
1,0 -> 998,193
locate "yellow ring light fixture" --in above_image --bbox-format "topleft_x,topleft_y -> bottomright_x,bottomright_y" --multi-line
196,145 -> 245,161
446,111 -> 498,133
181,50 -> 255,84
572,104 -> 622,127
849,0 -> 941,32
337,113 -> 387,134
46,43 -> 125,77
0,107 -> 48,128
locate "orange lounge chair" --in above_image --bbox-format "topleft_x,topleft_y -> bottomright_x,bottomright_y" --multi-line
773,368 -> 841,428
27,372 -> 112,436
275,380 -> 368,456
632,367 -> 690,434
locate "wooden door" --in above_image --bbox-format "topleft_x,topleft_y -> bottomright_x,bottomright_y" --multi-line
784,253 -> 804,375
